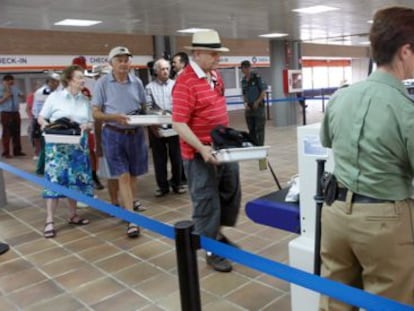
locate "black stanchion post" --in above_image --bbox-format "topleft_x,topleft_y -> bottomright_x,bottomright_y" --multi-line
314,159 -> 326,275
266,91 -> 270,120
174,220 -> 202,311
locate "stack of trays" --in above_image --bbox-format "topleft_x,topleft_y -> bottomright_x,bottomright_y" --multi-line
43,132 -> 82,144
128,114 -> 172,125
212,146 -> 270,163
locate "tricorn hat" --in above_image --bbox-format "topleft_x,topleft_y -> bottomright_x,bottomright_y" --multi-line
185,30 -> 229,52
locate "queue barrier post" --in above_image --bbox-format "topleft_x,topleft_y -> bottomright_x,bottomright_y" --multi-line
174,220 -> 202,311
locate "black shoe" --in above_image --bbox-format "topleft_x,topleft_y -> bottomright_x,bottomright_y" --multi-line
172,185 -> 186,194
206,253 -> 232,272
14,152 -> 26,156
0,242 -> 9,255
217,233 -> 240,248
154,189 -> 169,197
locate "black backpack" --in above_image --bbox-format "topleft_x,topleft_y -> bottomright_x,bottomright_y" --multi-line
210,125 -> 255,150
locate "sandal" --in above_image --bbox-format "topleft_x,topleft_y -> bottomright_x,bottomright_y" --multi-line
68,215 -> 90,226
127,223 -> 140,238
44,222 -> 56,239
133,200 -> 147,212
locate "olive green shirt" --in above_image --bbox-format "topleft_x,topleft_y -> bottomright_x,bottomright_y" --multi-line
320,70 -> 414,200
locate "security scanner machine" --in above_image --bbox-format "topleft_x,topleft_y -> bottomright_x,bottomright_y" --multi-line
245,122 -> 333,311
289,123 -> 333,311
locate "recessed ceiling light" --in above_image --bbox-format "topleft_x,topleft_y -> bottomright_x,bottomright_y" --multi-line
54,19 -> 102,27
259,33 -> 288,38
292,5 -> 339,14
367,20 -> 373,24
177,28 -> 212,33
359,41 -> 371,45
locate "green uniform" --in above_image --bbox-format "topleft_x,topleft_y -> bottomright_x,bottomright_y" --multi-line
241,72 -> 267,146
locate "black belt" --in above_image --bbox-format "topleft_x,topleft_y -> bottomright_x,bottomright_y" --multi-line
106,124 -> 138,135
336,188 -> 394,204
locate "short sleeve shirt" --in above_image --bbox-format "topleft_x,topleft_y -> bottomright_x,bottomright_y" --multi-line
320,70 -> 414,200
172,61 -> 229,159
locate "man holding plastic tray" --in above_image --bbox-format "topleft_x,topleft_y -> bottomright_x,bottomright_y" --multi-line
92,46 -> 148,239
172,30 -> 241,273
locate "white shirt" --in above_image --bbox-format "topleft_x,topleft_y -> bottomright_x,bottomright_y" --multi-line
40,88 -> 92,124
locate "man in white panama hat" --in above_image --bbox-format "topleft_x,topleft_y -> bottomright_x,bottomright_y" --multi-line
172,29 -> 241,273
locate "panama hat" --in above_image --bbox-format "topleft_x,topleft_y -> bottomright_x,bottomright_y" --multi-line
185,30 -> 229,52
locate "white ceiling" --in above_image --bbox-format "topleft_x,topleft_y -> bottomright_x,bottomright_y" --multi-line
1,0 -> 413,45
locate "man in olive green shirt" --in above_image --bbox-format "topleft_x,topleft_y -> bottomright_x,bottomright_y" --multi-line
319,7 -> 414,310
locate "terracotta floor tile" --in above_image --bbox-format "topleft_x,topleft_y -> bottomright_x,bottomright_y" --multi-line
40,255 -> 84,277
54,265 -> 105,291
77,243 -> 122,262
201,272 -> 250,296
6,280 -> 64,309
226,281 -> 284,310
0,108 -> 326,310
71,277 -> 126,305
129,239 -> 173,260
134,273 -> 178,302
0,258 -> 33,278
0,267 -> 47,294
91,289 -> 151,311
114,262 -> 164,287
25,294 -> 84,311
95,252 -> 140,273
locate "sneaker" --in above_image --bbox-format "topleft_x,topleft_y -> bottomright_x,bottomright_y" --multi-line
206,253 -> 232,272
154,189 -> 169,197
32,155 -> 39,161
172,185 -> 186,194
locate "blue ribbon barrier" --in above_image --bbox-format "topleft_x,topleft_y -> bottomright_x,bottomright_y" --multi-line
1,161 -> 413,310
0,162 -> 174,239
201,237 -> 414,311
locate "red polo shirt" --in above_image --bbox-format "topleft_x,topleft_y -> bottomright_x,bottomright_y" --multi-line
172,63 -> 229,159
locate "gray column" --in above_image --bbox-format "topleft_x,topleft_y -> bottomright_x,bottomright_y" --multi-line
0,170 -> 7,207
270,40 -> 301,127
153,36 -> 172,60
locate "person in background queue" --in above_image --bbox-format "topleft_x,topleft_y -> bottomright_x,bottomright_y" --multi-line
32,73 -> 60,175
38,65 -> 93,238
146,58 -> 185,197
92,46 -> 148,238
72,56 -> 104,190
0,74 -> 26,158
240,60 -> 267,170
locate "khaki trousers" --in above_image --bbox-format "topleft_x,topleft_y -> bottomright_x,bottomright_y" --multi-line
319,195 -> 414,311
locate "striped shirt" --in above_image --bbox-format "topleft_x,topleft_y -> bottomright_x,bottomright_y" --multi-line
145,78 -> 175,111
172,61 -> 228,159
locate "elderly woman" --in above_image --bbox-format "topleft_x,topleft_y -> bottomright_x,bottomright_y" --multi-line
38,65 -> 93,238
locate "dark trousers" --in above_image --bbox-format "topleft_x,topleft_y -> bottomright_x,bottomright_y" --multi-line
245,108 -> 266,146
148,129 -> 182,191
183,154 -> 241,238
1,111 -> 22,156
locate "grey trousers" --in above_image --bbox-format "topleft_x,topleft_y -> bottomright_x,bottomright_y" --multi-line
183,154 -> 241,239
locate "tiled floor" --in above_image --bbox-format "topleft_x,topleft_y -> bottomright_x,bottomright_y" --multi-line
0,103 -> 325,310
